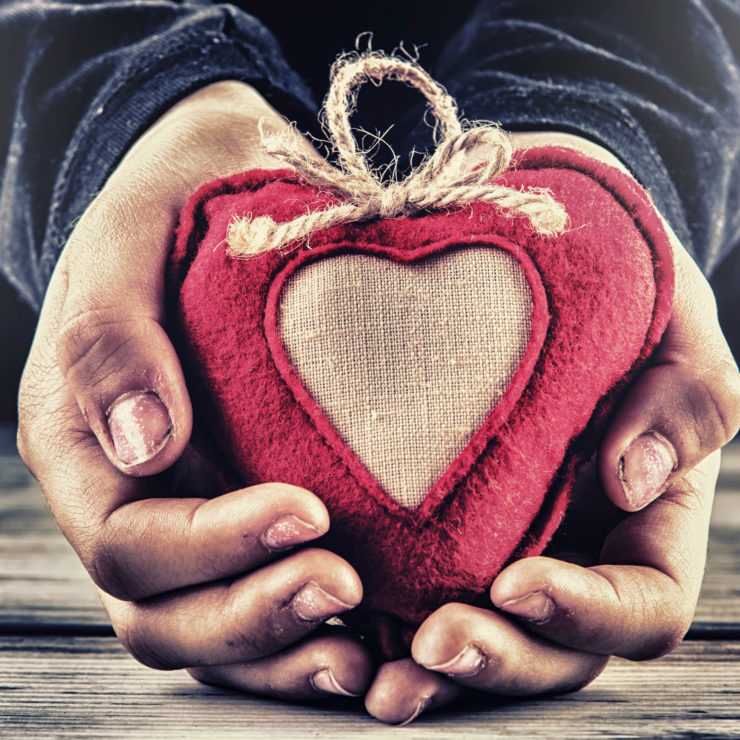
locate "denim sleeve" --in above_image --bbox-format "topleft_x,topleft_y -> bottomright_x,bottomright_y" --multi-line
435,0 -> 740,276
3,1 -> 739,313
0,0 -> 316,311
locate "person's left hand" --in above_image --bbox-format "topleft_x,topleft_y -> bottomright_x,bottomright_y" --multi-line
364,132 -> 738,724
364,451 -> 719,724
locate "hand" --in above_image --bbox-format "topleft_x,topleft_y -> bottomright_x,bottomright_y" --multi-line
17,81 -> 372,700
363,133 -> 740,724
505,131 -> 740,512
365,452 -> 719,724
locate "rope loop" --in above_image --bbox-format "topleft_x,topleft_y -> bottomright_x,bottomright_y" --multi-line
227,51 -> 567,258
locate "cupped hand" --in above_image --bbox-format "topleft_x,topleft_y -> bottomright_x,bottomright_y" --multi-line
366,444 -> 720,724
17,81 -> 372,700
364,133 -> 740,724
18,105 -> 740,722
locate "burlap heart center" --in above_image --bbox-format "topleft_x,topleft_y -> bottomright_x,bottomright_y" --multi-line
277,246 -> 533,508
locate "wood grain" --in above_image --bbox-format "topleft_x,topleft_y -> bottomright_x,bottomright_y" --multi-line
2,428 -> 739,736
0,431 -> 109,628
0,636 -> 738,739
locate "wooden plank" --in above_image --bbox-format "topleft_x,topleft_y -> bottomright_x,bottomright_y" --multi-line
0,429 -> 109,628
2,424 -> 739,630
694,440 -> 740,627
0,636 -> 738,739
695,516 -> 740,630
718,440 -> 740,483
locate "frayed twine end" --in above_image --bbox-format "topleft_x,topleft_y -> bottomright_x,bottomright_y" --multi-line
226,215 -> 282,258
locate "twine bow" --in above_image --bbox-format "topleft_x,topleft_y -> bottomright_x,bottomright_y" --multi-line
227,52 -> 567,258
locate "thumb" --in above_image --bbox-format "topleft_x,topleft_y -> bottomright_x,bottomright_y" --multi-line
54,189 -> 192,476
57,306 -> 192,476
599,241 -> 740,511
51,81 -> 326,476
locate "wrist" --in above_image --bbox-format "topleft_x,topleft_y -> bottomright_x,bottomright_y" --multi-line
106,80 -> 290,208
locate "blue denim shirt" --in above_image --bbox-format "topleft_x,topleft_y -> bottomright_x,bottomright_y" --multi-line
2,0 -> 739,311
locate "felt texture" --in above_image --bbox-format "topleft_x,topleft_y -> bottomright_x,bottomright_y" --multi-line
167,146 -> 674,659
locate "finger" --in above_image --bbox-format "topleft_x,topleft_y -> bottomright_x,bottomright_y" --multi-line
20,303 -> 332,603
100,548 -> 363,670
412,604 -> 608,696
188,629 -> 373,701
85,482 -> 330,601
492,453 -> 719,659
364,658 -> 462,725
600,240 -> 740,511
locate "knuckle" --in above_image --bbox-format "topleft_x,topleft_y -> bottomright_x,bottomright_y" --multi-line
562,656 -> 610,693
693,360 -> 740,450
16,424 -> 32,472
80,535 -> 141,602
225,591 -> 310,660
714,362 -> 740,439
57,307 -> 136,384
224,622 -> 279,660
16,373 -> 94,486
628,584 -> 694,661
634,619 -> 691,661
667,355 -> 740,460
664,594 -> 696,651
594,567 -> 694,662
16,355 -> 66,474
114,611 -> 174,671
15,396 -> 41,472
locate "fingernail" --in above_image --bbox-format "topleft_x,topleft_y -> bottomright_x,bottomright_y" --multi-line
424,644 -> 486,677
106,390 -> 172,466
397,696 -> 432,726
293,581 -> 355,622
310,668 -> 361,697
620,432 -> 677,509
262,515 -> 320,551
499,591 -> 555,624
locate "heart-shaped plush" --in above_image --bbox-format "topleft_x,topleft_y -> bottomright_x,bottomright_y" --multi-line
168,146 -> 673,657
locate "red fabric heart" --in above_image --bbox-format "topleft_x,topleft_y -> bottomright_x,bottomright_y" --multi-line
167,147 -> 673,658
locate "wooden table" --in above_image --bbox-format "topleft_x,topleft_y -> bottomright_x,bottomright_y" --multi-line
1,424 -> 738,738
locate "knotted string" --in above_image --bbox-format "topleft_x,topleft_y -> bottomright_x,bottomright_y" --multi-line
227,52 -> 567,258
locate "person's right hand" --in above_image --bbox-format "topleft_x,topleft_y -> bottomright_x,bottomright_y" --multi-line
17,80 -> 372,700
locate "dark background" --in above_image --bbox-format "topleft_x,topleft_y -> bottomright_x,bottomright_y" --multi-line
1,246 -> 738,422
